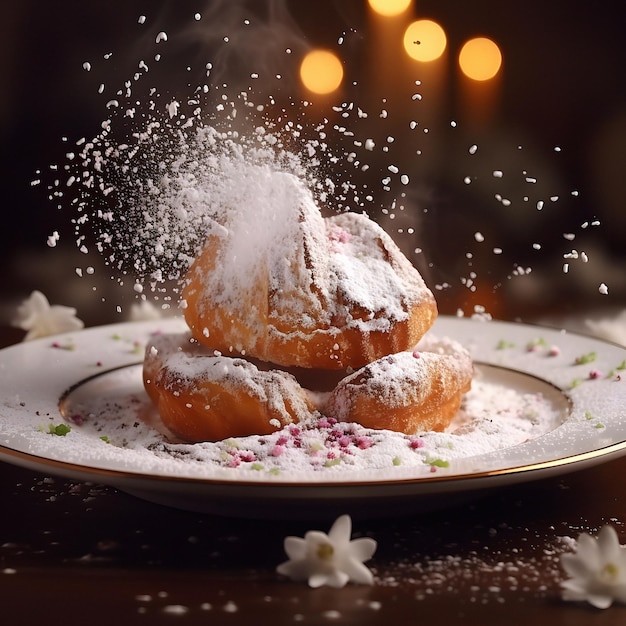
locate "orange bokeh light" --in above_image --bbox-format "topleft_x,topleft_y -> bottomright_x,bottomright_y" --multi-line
403,20 -> 447,62
299,49 -> 344,95
458,37 -> 502,81
367,0 -> 412,17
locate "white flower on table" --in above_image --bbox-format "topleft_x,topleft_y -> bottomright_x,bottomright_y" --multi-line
276,514 -> 377,588
13,290 -> 84,341
560,525 -> 626,609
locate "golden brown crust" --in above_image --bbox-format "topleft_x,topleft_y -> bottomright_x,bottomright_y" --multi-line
181,211 -> 437,370
324,338 -> 473,434
143,332 -> 472,442
143,333 -> 317,442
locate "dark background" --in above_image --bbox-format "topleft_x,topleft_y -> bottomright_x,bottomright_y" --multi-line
2,1 -> 625,326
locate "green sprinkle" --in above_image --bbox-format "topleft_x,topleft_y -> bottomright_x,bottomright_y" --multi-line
575,351 -> 597,365
427,458 -> 450,468
100,436 -> 110,444
250,462 -> 264,471
269,468 -> 281,476
526,337 -> 547,350
392,456 -> 402,466
616,360 -> 626,371
496,339 -> 515,350
48,423 -> 71,436
570,378 -> 582,389
111,333 -> 123,340
594,423 -> 605,429
309,440 -> 324,452
324,458 -> 341,468
584,411 -> 594,420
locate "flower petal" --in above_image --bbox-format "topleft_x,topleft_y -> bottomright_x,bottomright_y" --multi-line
323,570 -> 350,589
586,592 -> 614,610
575,533 -> 602,571
613,583 -> 626,603
597,525 -> 621,562
342,558 -> 374,585
308,573 -> 331,588
277,558 -> 310,582
560,553 -> 592,579
284,536 -> 307,561
349,537 -> 377,562
328,514 -> 352,545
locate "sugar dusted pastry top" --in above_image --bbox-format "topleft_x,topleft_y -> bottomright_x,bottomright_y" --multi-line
182,170 -> 437,369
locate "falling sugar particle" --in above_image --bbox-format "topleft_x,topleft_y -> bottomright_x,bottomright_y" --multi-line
474,232 -> 484,242
138,15 -> 146,24
599,283 -> 609,295
492,170 -> 503,178
82,62 -> 91,71
155,31 -> 168,44
47,231 -> 60,248
468,144 -> 478,155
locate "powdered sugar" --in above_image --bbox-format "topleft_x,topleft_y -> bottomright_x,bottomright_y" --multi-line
58,353 -> 564,479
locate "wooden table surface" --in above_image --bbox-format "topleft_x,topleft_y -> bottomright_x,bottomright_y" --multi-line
1,325 -> 626,626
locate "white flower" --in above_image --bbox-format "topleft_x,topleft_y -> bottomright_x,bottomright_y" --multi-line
276,514 -> 377,588
13,290 -> 84,341
560,525 -> 626,609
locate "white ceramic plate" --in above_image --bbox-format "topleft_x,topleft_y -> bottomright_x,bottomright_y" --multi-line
1,316 -> 625,519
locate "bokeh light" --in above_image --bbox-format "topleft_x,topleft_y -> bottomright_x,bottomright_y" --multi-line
458,37 -> 502,81
403,20 -> 447,62
299,49 -> 344,95
367,0 -> 412,17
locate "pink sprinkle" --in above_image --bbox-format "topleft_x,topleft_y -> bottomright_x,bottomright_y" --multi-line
356,436 -> 372,450
429,465 -> 437,473
327,451 -> 337,460
239,451 -> 256,462
289,425 -> 301,437
328,227 -> 352,243
548,345 -> 560,357
271,445 -> 284,457
338,435 -> 351,448
276,435 -> 288,446
412,350 -> 421,359
589,369 -> 603,379
317,417 -> 331,429
617,374 -> 622,381
409,438 -> 424,449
